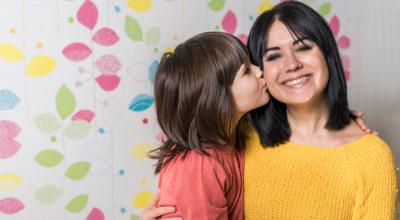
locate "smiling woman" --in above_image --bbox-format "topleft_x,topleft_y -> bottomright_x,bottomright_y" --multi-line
138,2 -> 397,220
248,1 -> 353,146
244,1 -> 397,219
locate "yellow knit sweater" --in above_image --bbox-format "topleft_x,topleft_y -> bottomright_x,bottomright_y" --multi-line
244,132 -> 397,219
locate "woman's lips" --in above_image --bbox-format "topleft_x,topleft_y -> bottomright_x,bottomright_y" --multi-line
282,74 -> 312,88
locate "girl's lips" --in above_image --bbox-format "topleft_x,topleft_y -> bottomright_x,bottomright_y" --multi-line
262,80 -> 267,89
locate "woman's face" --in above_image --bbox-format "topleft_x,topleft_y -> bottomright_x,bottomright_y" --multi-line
231,63 -> 270,116
262,20 -> 329,106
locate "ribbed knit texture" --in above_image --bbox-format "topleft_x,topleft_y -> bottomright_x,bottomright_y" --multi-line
244,132 -> 397,220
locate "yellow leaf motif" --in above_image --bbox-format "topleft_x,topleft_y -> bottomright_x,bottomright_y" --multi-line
0,174 -> 22,192
0,43 -> 24,63
258,0 -> 274,14
164,47 -> 174,53
131,190 -> 154,208
130,142 -> 153,160
127,0 -> 153,12
26,55 -> 56,77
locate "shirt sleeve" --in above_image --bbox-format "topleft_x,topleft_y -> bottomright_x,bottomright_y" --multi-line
156,151 -> 229,220
352,138 -> 398,219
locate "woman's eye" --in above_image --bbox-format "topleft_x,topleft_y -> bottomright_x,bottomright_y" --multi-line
297,45 -> 312,52
265,54 -> 281,61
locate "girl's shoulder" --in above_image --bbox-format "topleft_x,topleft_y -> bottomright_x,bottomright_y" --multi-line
162,146 -> 238,172
158,146 -> 242,191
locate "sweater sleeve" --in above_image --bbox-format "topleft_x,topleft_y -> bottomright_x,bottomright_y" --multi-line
352,137 -> 398,219
156,151 -> 229,220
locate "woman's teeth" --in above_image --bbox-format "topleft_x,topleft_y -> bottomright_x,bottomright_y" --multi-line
284,75 -> 310,87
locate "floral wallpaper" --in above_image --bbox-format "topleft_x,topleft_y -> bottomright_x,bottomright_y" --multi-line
0,0 -> 352,219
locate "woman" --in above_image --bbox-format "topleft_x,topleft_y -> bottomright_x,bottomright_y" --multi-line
141,1 -> 397,219
245,1 -> 397,219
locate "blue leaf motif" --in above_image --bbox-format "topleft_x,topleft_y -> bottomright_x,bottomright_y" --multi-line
148,60 -> 159,84
0,89 -> 20,110
129,94 -> 154,112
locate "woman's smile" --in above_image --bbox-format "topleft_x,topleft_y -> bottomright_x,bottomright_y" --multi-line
281,73 -> 312,88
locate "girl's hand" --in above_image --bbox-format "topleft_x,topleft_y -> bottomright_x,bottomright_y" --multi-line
140,198 -> 181,220
353,111 -> 378,135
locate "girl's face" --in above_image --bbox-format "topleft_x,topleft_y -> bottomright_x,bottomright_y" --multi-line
262,21 -> 329,106
231,63 -> 270,116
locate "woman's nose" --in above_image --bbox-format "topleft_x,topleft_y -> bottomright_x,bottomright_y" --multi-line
284,54 -> 303,73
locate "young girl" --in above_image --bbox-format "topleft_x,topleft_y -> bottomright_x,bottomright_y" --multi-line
149,32 -> 269,219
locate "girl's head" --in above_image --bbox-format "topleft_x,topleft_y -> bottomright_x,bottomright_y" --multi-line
247,1 -> 354,146
152,32 -> 268,173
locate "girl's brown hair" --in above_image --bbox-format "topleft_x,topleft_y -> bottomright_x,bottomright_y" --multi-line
150,32 -> 250,174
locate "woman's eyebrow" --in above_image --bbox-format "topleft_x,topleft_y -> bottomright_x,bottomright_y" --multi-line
264,46 -> 280,54
293,37 -> 309,45
264,37 -> 310,54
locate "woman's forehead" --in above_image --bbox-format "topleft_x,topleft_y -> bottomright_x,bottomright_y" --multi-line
265,21 -> 306,44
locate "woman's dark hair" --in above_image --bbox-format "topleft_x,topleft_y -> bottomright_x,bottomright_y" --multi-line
150,32 -> 250,174
247,1 -> 355,147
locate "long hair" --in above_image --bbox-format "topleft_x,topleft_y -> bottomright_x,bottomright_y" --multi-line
247,1 -> 355,147
150,32 -> 250,174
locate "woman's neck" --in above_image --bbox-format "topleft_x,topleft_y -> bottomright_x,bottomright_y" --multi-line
286,100 -> 329,139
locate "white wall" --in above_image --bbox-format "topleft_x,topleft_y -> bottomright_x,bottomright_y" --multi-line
333,0 -> 400,215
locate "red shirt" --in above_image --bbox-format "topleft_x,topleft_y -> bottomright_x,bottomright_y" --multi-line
156,146 -> 244,220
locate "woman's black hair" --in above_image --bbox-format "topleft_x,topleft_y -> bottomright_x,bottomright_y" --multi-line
247,1 -> 355,146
